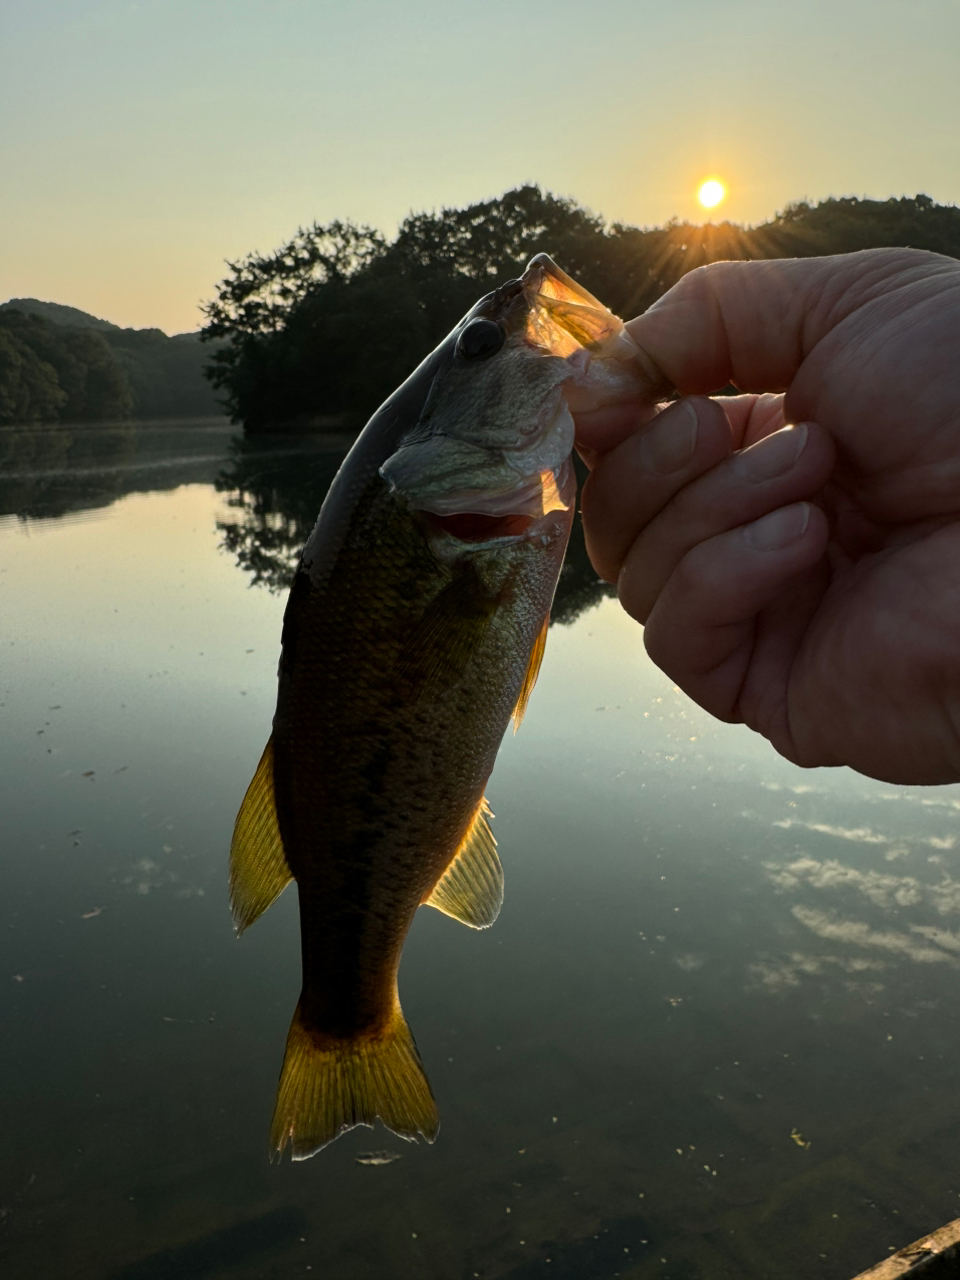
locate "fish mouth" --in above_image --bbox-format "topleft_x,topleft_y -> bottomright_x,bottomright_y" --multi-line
422,459 -> 575,547
480,254 -> 638,367
518,254 -> 641,365
427,512 -> 536,543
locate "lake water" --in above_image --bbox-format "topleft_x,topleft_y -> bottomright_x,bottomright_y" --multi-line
3,420 -> 960,1280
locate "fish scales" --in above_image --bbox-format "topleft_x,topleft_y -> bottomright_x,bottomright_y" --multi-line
273,475 -> 558,1036
229,254 -> 648,1159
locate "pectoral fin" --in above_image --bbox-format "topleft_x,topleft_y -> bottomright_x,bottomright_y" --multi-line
426,798 -> 503,928
512,614 -> 549,729
229,737 -> 293,934
397,567 -> 498,700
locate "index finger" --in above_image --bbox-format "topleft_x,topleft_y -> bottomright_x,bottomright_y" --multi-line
623,249 -> 938,398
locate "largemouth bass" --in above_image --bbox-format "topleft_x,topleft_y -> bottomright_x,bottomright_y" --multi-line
230,255 -> 644,1160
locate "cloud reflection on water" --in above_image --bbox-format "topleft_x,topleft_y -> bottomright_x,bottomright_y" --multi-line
749,951 -> 887,995
765,856 -> 960,917
791,905 -> 957,966
747,781 -> 960,996
773,819 -> 890,844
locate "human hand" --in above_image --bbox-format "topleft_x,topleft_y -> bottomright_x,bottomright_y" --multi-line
576,249 -> 960,784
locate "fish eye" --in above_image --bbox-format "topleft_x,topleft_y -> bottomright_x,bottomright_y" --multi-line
456,318 -> 506,361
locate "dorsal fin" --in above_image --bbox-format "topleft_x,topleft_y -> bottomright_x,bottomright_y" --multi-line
512,614 -> 549,729
425,798 -> 502,929
229,737 -> 293,935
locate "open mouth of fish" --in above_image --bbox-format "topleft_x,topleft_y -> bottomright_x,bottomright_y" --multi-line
423,461 -> 572,544
380,254 -> 643,548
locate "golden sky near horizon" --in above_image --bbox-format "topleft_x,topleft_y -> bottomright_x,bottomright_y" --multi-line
1,0 -> 958,334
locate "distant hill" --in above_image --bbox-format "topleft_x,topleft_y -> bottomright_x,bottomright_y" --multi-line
1,298 -> 122,332
0,299 -> 224,424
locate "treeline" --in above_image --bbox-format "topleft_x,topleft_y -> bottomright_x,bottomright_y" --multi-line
201,186 -> 960,433
0,300 -> 224,425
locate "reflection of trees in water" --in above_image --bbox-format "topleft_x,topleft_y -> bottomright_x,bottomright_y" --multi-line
0,422 -> 138,519
215,434 -> 350,590
0,420 -> 235,521
217,441 -> 614,623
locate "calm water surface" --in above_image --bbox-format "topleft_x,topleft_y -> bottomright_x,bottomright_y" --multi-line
3,421 -> 960,1279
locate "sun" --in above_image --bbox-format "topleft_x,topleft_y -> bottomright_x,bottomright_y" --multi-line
698,179 -> 726,209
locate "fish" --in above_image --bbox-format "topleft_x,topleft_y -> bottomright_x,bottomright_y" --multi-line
229,254 -> 645,1160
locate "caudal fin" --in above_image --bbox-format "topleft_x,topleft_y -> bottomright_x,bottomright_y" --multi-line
269,1000 -> 439,1160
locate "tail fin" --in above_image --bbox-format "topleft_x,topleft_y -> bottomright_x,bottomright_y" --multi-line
269,999 -> 439,1160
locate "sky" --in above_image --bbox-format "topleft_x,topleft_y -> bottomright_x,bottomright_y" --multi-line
1,0 -> 958,334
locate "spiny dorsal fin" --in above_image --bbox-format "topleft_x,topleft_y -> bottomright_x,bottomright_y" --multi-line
512,614 -> 549,729
229,737 -> 293,935
425,798 -> 502,929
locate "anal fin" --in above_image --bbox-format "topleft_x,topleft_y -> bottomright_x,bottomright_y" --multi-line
229,737 -> 293,934
425,798 -> 502,929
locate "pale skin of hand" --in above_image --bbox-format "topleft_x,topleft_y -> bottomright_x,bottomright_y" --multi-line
575,248 -> 960,785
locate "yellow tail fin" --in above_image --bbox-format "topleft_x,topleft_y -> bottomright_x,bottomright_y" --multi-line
269,999 -> 439,1160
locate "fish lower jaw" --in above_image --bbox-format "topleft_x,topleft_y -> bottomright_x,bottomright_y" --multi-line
421,460 -> 575,552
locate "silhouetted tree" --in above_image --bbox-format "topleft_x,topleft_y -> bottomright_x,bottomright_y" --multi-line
201,188 -> 623,430
202,222 -> 388,428
202,189 -> 960,433
215,434 -> 349,589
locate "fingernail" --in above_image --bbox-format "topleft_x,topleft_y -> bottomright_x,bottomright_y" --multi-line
743,503 -> 811,550
639,401 -> 698,475
737,422 -> 808,482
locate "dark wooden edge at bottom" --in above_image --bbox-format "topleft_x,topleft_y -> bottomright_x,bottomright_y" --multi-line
851,1216 -> 960,1278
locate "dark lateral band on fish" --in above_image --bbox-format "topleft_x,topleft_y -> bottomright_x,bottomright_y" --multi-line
229,254 -> 649,1160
